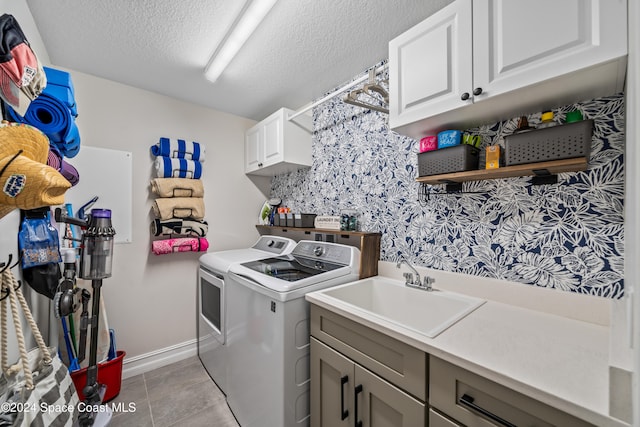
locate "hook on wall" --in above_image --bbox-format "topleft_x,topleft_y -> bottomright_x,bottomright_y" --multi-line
0,252 -> 22,274
0,253 -> 13,274
0,253 -> 23,301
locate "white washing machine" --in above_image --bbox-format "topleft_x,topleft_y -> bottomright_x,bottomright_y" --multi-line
197,235 -> 296,395
226,240 -> 361,427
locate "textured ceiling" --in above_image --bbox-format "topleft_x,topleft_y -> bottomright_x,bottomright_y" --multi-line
26,0 -> 451,121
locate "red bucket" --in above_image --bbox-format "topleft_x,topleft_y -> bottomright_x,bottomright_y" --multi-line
71,350 -> 126,403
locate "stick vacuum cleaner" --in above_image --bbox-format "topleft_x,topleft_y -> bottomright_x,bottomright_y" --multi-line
55,208 -> 116,427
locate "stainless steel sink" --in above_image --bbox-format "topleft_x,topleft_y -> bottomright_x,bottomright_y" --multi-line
312,277 -> 485,338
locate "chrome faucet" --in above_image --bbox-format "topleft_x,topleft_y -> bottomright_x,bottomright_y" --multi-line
396,257 -> 435,291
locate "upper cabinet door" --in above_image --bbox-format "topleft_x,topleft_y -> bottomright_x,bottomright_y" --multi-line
245,125 -> 262,173
244,108 -> 312,176
389,0 -> 473,130
472,0 -> 628,100
262,111 -> 284,166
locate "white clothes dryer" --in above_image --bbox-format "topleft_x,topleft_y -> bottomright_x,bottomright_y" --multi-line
197,235 -> 295,395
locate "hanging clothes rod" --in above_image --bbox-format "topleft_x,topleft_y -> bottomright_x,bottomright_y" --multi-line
287,64 -> 386,121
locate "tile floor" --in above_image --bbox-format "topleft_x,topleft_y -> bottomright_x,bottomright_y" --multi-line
108,356 -> 239,427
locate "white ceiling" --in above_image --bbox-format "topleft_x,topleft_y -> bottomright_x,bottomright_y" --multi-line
25,0 -> 451,121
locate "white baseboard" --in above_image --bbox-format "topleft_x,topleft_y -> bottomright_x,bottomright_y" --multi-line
121,339 -> 198,379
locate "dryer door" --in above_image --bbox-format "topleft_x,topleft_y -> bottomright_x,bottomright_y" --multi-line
199,268 -> 225,344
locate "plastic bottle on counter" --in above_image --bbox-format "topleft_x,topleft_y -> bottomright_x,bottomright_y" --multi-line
538,111 -> 557,129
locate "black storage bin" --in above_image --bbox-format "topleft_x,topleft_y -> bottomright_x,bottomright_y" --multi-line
285,213 -> 294,227
504,120 -> 592,166
294,214 -> 316,228
418,144 -> 479,177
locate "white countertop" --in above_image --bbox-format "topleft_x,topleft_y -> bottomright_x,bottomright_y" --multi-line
306,272 -> 627,427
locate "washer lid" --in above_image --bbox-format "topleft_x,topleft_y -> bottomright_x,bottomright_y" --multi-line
199,248 -> 266,272
239,254 -> 345,283
230,263 -> 357,294
199,235 -> 296,272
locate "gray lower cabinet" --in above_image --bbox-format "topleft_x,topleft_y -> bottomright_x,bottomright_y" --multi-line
310,304 -> 594,427
310,305 -> 427,427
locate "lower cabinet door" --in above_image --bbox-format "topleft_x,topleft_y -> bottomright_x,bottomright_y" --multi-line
355,364 -> 426,427
429,408 -> 463,427
310,337 -> 353,427
311,337 -> 427,427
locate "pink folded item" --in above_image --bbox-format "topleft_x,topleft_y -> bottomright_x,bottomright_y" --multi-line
419,136 -> 437,153
152,237 -> 209,255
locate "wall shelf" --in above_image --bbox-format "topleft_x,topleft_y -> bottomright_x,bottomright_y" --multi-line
416,157 -> 588,185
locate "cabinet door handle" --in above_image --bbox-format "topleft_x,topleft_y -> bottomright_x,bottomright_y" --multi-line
354,384 -> 363,427
257,162 -> 263,167
460,92 -> 470,101
473,87 -> 483,96
459,394 -> 516,427
340,375 -> 349,420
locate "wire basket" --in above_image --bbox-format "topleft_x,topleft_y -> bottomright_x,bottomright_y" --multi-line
504,120 -> 593,166
417,145 -> 479,177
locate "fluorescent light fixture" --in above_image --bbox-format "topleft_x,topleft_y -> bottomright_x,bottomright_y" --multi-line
204,0 -> 278,82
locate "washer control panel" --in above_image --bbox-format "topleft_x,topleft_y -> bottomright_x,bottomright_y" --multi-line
293,241 -> 357,266
252,236 -> 296,254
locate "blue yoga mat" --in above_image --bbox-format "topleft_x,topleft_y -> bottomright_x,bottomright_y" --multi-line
43,66 -> 77,116
6,66 -> 80,158
7,93 -> 81,158
42,82 -> 77,117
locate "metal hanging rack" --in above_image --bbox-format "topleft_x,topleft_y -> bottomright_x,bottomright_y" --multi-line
287,64 -> 387,122
343,68 -> 389,114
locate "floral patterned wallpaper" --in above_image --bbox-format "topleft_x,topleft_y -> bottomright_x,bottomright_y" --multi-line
271,70 -> 625,299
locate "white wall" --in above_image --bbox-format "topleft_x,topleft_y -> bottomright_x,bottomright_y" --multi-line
627,1 -> 640,425
609,2 -> 640,426
1,0 -> 267,361
67,70 -> 264,359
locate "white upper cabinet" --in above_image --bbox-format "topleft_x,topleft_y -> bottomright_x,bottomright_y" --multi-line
389,0 -> 628,139
389,0 -> 473,126
244,107 -> 312,176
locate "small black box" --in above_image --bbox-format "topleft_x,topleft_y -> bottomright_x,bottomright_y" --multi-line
294,214 -> 317,228
418,144 -> 479,176
285,213 -> 294,227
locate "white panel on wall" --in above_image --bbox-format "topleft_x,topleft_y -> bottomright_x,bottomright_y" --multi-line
64,146 -> 132,244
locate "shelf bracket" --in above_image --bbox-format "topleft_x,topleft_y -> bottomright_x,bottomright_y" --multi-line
531,168 -> 558,185
445,182 -> 463,193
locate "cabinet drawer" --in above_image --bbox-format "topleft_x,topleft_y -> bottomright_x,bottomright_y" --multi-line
430,356 -> 594,427
311,305 -> 427,401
